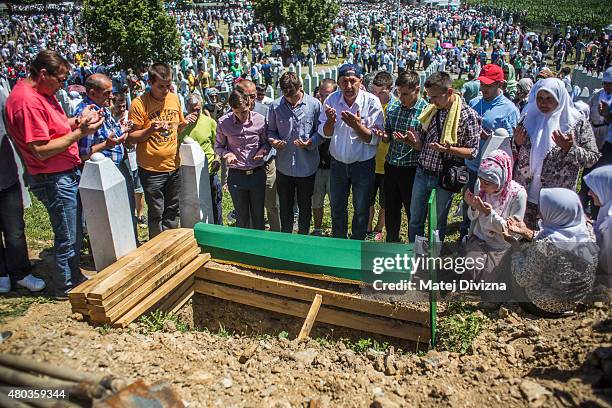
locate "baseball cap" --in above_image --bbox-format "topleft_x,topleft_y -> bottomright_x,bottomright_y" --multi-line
338,64 -> 362,79
478,64 -> 504,85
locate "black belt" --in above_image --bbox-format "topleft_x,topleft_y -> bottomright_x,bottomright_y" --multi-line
418,165 -> 440,177
229,166 -> 263,175
30,166 -> 79,180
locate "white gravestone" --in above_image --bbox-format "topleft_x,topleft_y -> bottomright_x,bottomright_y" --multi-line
296,61 -> 302,79
266,85 -> 275,99
308,58 -> 315,76
312,71 -> 319,89
79,153 -> 137,271
481,128 -> 513,161
179,137 -> 214,228
303,74 -> 312,95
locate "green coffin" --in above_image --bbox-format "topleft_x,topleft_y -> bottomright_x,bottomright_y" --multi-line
193,223 -> 415,284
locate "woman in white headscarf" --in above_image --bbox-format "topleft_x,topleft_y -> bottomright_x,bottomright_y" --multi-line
513,78 -> 600,229
507,188 -> 598,316
584,165 -> 612,281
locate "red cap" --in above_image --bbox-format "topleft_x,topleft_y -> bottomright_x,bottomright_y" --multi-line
478,64 -> 505,85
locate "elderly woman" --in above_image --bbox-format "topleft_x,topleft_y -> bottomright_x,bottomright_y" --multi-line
513,78 -> 601,229
584,165 -> 612,282
507,188 -> 598,317
463,150 -> 527,281
513,78 -> 532,113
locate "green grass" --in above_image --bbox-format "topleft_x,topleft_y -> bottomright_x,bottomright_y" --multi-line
138,309 -> 189,333
23,193 -> 53,251
0,296 -> 55,324
437,300 -> 487,354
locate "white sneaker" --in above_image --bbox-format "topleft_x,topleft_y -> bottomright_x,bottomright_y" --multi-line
0,277 -> 10,294
16,275 -> 46,292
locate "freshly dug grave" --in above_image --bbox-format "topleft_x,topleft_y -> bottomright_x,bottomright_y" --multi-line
1,295 -> 610,407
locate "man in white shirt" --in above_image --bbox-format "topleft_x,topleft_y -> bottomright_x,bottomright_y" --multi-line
318,64 -> 384,240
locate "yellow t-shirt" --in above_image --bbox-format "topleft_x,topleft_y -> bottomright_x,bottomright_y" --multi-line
129,92 -> 185,172
374,101 -> 390,174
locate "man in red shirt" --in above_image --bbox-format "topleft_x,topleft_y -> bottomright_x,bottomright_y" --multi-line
5,50 -> 103,298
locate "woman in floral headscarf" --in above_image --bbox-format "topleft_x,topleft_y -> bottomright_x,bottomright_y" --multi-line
463,150 -> 527,280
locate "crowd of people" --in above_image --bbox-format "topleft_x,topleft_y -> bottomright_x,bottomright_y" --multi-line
0,3 -> 610,318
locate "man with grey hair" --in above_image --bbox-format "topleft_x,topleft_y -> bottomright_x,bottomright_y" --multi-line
74,72 -> 138,247
180,92 -> 223,224
236,79 -> 281,231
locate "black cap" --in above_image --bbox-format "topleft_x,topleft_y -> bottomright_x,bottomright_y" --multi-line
338,64 -> 362,79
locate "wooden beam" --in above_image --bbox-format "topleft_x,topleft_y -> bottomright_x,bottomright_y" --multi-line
69,228 -> 193,302
110,254 -> 210,328
86,240 -> 198,309
88,247 -> 202,321
158,275 -> 195,313
194,279 -> 430,342
196,265 -> 429,325
297,294 -> 322,341
86,230 -> 194,300
157,277 -> 194,315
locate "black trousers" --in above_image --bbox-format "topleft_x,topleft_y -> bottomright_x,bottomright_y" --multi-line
228,167 -> 266,230
139,168 -> 181,239
383,163 -> 417,243
276,171 -> 316,234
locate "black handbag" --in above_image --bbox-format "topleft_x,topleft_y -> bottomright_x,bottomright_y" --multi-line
434,111 -> 469,193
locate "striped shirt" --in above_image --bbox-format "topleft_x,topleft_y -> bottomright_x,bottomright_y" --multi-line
384,98 -> 428,167
75,96 -> 125,166
417,97 -> 480,174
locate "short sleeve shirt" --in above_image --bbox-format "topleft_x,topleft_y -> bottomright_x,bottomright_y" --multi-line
5,80 -> 79,175
129,91 -> 185,172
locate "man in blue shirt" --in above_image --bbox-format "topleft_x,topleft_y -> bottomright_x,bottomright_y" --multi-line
267,72 -> 322,234
461,64 -> 520,239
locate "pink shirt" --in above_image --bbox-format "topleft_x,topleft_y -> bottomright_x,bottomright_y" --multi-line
5,80 -> 80,175
214,111 -> 269,170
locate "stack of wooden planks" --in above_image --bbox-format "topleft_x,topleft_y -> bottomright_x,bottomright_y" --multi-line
69,228 -> 210,327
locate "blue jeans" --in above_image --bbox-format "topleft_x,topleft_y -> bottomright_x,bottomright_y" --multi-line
330,157 -> 375,240
28,169 -> 84,295
0,181 -> 30,283
408,167 -> 455,242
